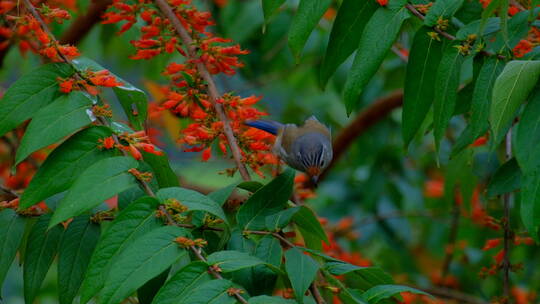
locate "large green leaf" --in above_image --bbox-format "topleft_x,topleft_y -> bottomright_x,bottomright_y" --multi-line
207,250 -> 266,272
23,215 -> 64,304
141,151 -> 179,188
288,0 -> 332,61
363,285 -> 430,304
156,187 -> 227,223
208,182 -> 240,205
80,197 -> 162,304
319,0 -> 378,88
151,262 -> 212,304
515,89 -> 540,172
50,156 -> 139,228
402,27 -> 443,146
521,171 -> 540,242
284,248 -> 319,303
424,0 -> 465,26
262,0 -> 286,22
72,57 -> 148,130
176,279 -> 237,304
0,63 -> 74,137
0,209 -> 26,290
487,158 -> 522,198
343,3 -> 410,114
489,60 -> 540,146
293,206 -> 329,244
237,168 -> 295,230
433,42 -> 465,150
452,58 -> 505,155
99,226 -> 189,304
15,91 -> 94,165
58,215 -> 100,304
251,235 -> 282,295
265,206 -> 301,231
20,126 -> 116,209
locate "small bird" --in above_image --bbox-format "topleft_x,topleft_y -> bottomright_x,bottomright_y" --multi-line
245,116 -> 333,184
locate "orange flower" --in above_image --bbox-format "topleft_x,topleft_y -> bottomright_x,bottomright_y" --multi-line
424,179 -> 444,198
482,238 -> 501,250
89,70 -> 123,87
59,79 -> 74,93
513,39 -> 533,58
376,0 -> 388,5
202,147 -> 211,161
508,5 -> 519,16
98,136 -> 115,149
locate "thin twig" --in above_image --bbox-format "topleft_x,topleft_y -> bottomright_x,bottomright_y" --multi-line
502,129 -> 512,300
309,283 -> 326,304
440,200 -> 460,280
419,286 -> 489,304
153,0 -> 251,181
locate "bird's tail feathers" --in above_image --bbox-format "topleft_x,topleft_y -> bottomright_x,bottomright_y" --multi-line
244,120 -> 284,135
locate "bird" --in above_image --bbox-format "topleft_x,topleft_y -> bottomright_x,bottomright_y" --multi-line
245,116 -> 333,184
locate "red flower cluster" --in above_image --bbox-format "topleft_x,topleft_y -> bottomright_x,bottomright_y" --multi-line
101,0 -> 277,177
57,69 -> 123,94
102,130 -> 164,161
0,2 -> 77,60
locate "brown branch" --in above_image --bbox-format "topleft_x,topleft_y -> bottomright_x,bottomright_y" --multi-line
319,90 -> 403,182
59,0 -> 113,45
153,0 -> 251,181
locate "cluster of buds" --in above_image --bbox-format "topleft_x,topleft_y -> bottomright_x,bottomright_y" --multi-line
1,197 -> 49,216
57,69 -> 123,95
128,168 -> 153,182
226,288 -> 244,296
435,17 -> 449,32
414,2 -> 433,14
455,34 -> 477,56
158,198 -> 189,223
174,236 -> 207,248
90,209 -> 116,223
92,105 -> 113,118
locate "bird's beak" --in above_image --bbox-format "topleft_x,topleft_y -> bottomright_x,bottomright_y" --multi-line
311,175 -> 319,187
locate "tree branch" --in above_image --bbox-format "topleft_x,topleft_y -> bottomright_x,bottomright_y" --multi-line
153,0 -> 251,181
59,0 -> 113,45
319,90 -> 403,182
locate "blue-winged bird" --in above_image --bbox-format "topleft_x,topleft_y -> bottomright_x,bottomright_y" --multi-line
245,116 -> 333,184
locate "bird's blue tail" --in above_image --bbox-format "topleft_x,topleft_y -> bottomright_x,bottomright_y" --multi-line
244,120 -> 283,135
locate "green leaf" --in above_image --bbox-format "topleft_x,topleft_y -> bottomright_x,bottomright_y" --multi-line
237,169 -> 295,230
515,89 -> 540,172
141,151 -> 179,188
487,158 -> 521,198
288,0 -> 332,61
156,187 -> 228,223
452,58 -> 505,155
0,209 -> 26,289
284,248 -> 319,303
325,262 -> 394,290
319,0 -> 378,88
209,182 -> 240,205
23,214 -> 64,304
15,91 -> 94,165
489,60 -> 540,146
521,170 -> 540,242
265,206 -> 301,231
50,156 -> 138,228
424,0 -> 465,26
151,262 -> 212,304
20,126 -> 116,209
294,206 -> 329,244
363,285 -> 430,303
500,0 -> 509,46
343,4 -> 410,114
80,197 -> 162,304
176,279 -> 237,304
207,250 -> 266,272
456,17 -> 500,40
249,296 -> 296,304
478,0 -> 500,36
137,269 -> 170,304
72,57 -> 148,130
99,226 -> 189,304
58,215 -> 100,304
262,0 -> 286,22
402,27 -> 443,146
0,63 -> 74,137
433,42 -> 465,150
251,235 -> 282,294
